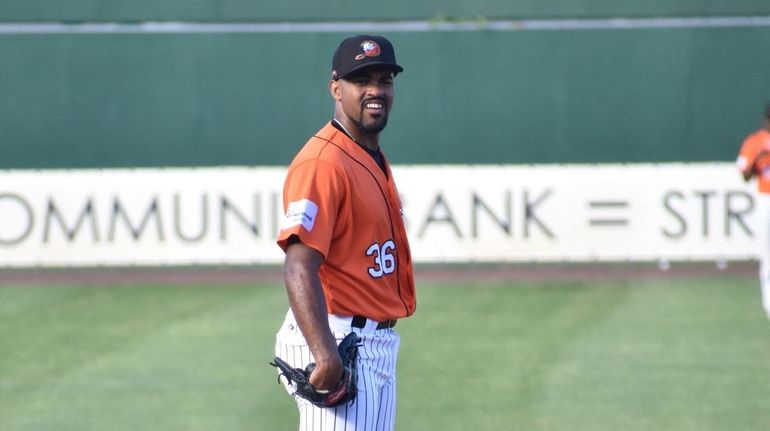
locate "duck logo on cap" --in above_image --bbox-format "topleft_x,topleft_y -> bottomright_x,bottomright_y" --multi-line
355,40 -> 381,61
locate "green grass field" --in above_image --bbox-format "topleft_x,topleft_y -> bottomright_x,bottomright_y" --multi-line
1,273 -> 769,430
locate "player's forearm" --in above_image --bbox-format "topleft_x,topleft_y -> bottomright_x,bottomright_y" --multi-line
283,244 -> 342,379
285,267 -> 339,364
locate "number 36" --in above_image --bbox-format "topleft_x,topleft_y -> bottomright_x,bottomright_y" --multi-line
366,240 -> 396,278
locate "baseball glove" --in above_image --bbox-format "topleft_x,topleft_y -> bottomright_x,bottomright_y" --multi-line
270,332 -> 360,408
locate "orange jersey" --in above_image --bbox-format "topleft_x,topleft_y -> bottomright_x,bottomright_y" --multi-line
737,129 -> 770,193
277,122 -> 416,322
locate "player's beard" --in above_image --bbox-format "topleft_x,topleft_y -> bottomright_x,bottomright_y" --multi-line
354,115 -> 388,134
354,101 -> 389,134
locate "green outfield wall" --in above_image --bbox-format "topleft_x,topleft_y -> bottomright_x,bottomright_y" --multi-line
2,4 -> 770,168
2,0 -> 770,21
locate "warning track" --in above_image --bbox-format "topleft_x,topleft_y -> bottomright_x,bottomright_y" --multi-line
0,261 -> 757,286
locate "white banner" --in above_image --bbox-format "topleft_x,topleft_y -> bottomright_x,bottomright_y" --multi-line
0,163 -> 757,267
399,163 -> 755,262
0,167 -> 286,266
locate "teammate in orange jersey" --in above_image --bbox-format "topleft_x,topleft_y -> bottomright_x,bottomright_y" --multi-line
737,103 -> 770,320
274,35 -> 416,430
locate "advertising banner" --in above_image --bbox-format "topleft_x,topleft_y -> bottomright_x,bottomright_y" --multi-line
0,163 -> 755,266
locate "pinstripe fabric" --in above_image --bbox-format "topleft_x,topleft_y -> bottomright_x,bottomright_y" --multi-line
755,195 -> 770,317
275,310 -> 400,431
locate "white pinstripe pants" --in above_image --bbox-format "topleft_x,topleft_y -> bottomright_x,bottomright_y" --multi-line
275,310 -> 400,431
755,194 -> 770,316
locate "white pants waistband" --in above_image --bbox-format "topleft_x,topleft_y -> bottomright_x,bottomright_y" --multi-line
283,309 -> 392,334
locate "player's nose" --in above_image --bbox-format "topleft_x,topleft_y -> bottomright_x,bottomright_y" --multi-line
363,85 -> 381,98
364,81 -> 389,97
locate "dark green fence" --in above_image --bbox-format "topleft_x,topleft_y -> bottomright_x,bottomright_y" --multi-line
2,2 -> 770,168
2,0 -> 770,21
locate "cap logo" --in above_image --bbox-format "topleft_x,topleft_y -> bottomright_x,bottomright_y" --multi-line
355,40 -> 381,61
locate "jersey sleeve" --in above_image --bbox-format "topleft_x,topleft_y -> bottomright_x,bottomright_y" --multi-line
737,133 -> 760,172
276,158 -> 344,259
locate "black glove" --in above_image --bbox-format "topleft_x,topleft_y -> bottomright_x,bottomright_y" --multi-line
271,332 -> 360,408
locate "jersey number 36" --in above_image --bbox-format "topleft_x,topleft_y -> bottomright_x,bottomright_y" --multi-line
366,240 -> 396,278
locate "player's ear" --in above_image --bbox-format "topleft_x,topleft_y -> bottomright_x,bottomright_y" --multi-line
329,79 -> 342,101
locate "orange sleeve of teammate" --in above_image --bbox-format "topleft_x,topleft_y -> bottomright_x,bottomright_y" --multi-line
277,158 -> 344,259
737,133 -> 762,180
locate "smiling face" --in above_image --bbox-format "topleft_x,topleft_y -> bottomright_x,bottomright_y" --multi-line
330,66 -> 395,142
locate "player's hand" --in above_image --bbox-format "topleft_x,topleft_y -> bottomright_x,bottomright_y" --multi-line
752,150 -> 770,178
270,332 -> 360,408
308,355 -> 344,391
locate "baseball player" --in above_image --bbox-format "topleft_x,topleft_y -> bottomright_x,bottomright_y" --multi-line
736,103 -> 770,320
273,35 -> 416,430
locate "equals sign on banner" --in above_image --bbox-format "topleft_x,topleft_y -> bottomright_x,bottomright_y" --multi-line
587,200 -> 629,227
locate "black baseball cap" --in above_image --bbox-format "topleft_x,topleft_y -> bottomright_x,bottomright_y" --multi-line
331,35 -> 404,80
